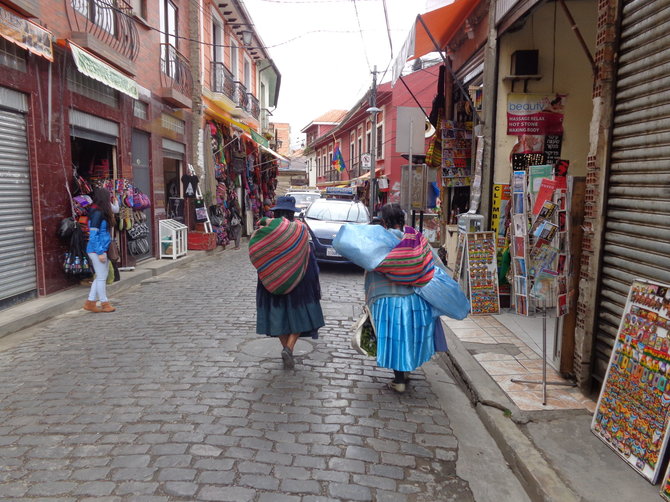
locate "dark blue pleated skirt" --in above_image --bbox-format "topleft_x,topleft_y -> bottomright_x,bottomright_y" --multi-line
256,251 -> 325,338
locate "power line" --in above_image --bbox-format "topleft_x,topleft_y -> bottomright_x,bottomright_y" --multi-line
381,0 -> 393,58
352,0 -> 372,72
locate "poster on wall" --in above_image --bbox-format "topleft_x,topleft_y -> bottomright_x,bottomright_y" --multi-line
592,279 -> 670,484
441,120 -> 472,187
491,184 -> 511,248
507,93 -> 566,136
465,231 -> 500,315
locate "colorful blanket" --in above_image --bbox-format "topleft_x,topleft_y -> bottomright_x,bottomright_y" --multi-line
249,217 -> 310,295
375,226 -> 435,287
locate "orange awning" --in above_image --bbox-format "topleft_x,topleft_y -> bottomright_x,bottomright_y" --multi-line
414,0 -> 479,61
392,0 -> 478,84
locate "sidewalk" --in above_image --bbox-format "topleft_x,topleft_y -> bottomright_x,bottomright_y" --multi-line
0,248 -> 224,340
439,314 -> 661,502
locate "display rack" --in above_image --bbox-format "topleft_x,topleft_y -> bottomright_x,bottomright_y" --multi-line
159,219 -> 188,259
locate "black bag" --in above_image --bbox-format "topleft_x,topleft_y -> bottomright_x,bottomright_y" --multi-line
63,226 -> 92,276
209,205 -> 224,227
58,217 -> 78,239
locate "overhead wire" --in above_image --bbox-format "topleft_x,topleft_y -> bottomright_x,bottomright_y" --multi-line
352,0 -> 372,72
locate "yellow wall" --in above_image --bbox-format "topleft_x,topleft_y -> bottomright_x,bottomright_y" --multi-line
493,0 -> 597,184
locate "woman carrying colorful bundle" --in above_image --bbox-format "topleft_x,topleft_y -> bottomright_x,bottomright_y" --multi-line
83,187 -> 116,313
248,196 -> 325,368
365,203 -> 437,393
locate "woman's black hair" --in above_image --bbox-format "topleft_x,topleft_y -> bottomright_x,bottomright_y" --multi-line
380,203 -> 405,229
91,187 -> 115,227
273,209 -> 295,221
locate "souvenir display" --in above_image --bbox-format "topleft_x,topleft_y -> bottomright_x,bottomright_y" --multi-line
465,231 -> 500,315
441,120 -> 472,187
592,280 -> 670,484
509,162 -> 572,317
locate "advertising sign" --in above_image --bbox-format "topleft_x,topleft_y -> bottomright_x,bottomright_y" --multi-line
0,5 -> 53,61
507,93 -> 566,136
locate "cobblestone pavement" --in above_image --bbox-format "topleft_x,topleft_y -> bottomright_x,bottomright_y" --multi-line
0,249 -> 476,501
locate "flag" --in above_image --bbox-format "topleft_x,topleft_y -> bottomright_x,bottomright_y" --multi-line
332,145 -> 346,172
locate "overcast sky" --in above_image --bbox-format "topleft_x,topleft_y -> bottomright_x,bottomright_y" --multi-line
243,0 -> 441,148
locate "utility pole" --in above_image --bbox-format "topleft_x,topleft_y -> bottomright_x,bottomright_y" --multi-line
367,65 -> 380,219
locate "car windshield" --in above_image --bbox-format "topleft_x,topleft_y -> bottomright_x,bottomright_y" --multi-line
305,200 -> 369,223
290,193 -> 321,209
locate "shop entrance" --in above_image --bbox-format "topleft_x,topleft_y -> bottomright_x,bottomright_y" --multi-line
0,92 -> 37,310
131,130 -> 153,260
164,157 -> 183,223
71,137 -> 115,181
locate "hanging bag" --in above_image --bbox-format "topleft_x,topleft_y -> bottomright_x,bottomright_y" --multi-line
351,305 -> 377,357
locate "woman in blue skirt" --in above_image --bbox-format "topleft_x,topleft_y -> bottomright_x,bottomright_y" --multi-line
364,203 -> 436,393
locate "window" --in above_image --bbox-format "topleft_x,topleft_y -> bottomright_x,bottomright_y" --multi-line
128,0 -> 147,20
0,38 -> 26,71
73,0 -> 116,34
243,56 -> 251,90
67,66 -> 118,107
212,17 -> 224,63
366,127 -> 371,155
316,157 -> 321,177
376,123 -> 383,159
349,132 -> 355,169
357,128 -> 363,163
160,0 -> 178,77
230,40 -> 238,79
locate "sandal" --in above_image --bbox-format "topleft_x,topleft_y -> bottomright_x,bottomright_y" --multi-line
388,381 -> 406,393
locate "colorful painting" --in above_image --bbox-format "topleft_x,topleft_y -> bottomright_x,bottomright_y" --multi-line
592,280 -> 670,484
466,232 -> 500,315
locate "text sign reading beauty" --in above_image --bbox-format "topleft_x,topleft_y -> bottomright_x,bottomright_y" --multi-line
507,94 -> 566,136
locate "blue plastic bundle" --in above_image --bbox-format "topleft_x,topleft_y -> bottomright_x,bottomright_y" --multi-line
415,266 -> 470,320
333,224 -> 399,271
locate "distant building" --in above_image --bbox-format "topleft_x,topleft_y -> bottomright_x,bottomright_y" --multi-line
270,122 -> 291,157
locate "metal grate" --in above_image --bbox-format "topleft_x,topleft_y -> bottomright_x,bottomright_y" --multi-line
0,38 -> 26,72
161,113 -> 185,134
133,100 -> 148,119
67,66 -> 118,107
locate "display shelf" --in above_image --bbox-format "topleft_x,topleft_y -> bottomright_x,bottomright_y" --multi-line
159,219 -> 188,259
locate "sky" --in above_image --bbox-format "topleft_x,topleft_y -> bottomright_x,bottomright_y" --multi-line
243,0 -> 442,149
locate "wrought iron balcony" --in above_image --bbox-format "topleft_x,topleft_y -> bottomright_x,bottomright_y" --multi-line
160,44 -> 193,108
247,93 -> 260,119
211,62 -> 235,100
233,81 -> 248,110
67,0 -> 139,63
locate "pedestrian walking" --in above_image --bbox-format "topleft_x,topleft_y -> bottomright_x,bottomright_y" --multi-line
248,195 -> 325,368
83,187 -> 116,313
229,200 -> 243,249
365,203 -> 436,392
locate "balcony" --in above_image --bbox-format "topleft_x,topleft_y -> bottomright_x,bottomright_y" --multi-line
160,44 -> 193,109
233,81 -> 248,110
67,0 -> 139,74
247,93 -> 260,120
211,62 -> 235,101
260,108 -> 272,134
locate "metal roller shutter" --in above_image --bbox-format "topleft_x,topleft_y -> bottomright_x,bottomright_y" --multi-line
0,108 -> 36,303
594,0 -> 670,382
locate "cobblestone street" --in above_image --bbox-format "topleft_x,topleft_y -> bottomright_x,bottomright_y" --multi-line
0,249 -> 517,501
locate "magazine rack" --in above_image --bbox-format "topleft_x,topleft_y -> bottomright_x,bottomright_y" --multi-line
159,219 -> 188,259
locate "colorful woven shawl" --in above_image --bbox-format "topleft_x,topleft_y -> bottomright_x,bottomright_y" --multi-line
249,217 -> 310,295
374,226 -> 435,287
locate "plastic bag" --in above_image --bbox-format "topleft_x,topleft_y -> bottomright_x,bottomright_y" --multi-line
415,266 -> 470,320
351,305 -> 377,357
333,224 -> 399,271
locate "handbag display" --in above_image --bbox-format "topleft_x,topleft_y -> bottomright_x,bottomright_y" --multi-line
351,305 -> 377,357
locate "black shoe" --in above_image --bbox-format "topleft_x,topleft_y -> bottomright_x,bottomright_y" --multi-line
281,347 -> 295,369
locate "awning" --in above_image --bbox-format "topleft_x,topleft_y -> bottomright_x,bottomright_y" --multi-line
350,167 -> 384,184
260,144 -> 289,164
392,0 -> 478,84
0,5 -> 53,61
70,42 -> 138,99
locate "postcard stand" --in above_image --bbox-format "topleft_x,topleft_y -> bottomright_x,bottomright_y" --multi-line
511,298 -> 575,405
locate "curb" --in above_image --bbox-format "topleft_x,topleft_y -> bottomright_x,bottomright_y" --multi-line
438,318 -> 581,502
0,247 -> 225,340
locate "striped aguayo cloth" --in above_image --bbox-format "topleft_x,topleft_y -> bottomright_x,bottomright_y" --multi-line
375,226 -> 435,287
249,217 -> 310,295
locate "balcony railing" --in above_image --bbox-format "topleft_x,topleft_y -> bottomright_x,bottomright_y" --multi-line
260,108 -> 272,134
160,43 -> 193,99
67,0 -> 139,61
247,93 -> 260,119
233,81 -> 248,110
211,62 -> 235,100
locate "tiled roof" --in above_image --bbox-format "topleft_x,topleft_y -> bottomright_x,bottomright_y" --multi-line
313,110 -> 348,123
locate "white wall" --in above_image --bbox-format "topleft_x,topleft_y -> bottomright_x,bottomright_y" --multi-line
493,0 -> 597,184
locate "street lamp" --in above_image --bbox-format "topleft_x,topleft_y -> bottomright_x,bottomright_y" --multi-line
366,106 -> 381,218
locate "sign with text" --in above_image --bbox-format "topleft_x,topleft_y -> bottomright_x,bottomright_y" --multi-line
0,5 -> 53,61
507,93 -> 566,136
